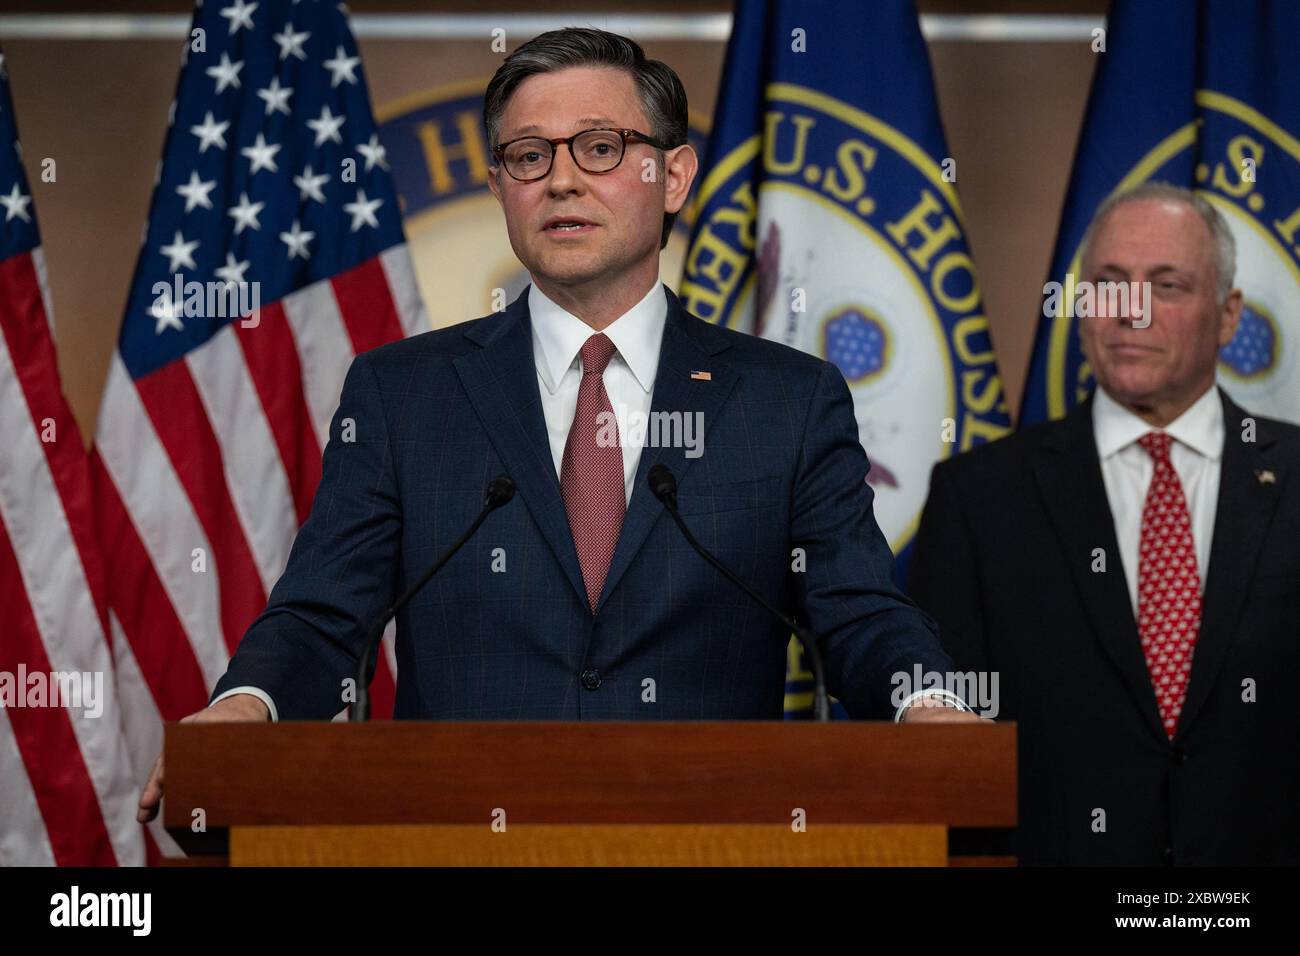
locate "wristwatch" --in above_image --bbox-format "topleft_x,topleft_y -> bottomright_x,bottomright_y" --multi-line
896,688 -> 971,722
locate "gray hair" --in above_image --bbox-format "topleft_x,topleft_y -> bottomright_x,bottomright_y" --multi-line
1079,181 -> 1237,304
483,27 -> 689,250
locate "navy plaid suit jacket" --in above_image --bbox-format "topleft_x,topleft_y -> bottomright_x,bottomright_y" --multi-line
212,284 -> 953,719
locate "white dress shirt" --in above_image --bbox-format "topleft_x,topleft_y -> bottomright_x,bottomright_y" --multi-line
529,277 -> 666,504
1092,384 -> 1223,614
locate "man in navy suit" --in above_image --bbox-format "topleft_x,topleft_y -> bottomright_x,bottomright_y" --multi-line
140,27 -> 976,822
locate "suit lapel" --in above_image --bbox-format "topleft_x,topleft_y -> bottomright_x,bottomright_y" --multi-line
453,292 -> 588,609
1030,398 -> 1167,740
1178,391 -> 1286,739
594,287 -> 739,612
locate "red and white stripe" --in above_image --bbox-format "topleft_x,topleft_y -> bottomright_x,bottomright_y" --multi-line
91,251 -> 421,853
0,247 -> 144,866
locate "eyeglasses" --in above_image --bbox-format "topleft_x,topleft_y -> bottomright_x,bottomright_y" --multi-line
492,127 -> 671,182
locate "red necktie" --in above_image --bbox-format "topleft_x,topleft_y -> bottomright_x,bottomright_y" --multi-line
1136,431 -> 1202,739
560,334 -> 625,612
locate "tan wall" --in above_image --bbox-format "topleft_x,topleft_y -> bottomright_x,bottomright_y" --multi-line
1,30 -> 1094,442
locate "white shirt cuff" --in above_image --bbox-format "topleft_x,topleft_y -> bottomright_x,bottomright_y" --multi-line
210,686 -> 278,722
893,688 -> 971,722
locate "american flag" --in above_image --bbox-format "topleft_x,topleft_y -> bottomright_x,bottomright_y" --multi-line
89,0 -> 425,856
0,54 -> 144,865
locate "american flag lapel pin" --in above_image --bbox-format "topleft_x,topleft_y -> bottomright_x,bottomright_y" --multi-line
690,370 -> 712,381
1255,469 -> 1276,486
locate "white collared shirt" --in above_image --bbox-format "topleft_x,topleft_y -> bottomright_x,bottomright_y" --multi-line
1092,384 -> 1224,613
529,277 -> 667,504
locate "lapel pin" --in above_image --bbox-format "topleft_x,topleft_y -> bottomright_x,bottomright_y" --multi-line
690,370 -> 712,381
1255,469 -> 1276,485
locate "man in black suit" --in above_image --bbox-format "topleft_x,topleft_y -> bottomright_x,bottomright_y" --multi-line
909,182 -> 1300,865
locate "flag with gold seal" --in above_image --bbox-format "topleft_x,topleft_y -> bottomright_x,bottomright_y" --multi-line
680,0 -> 1010,716
1022,0 -> 1300,426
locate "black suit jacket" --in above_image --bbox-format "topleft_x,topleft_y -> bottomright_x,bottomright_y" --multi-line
909,389 -> 1300,865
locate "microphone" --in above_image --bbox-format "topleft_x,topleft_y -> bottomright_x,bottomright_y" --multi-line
350,475 -> 516,721
647,464 -> 830,721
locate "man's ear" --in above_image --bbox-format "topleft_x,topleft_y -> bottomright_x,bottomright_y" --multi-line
1217,287 -> 1244,347
487,165 -> 503,205
663,144 -> 699,215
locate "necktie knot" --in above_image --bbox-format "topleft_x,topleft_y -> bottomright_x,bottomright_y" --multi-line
1137,430 -> 1172,463
580,334 -> 617,376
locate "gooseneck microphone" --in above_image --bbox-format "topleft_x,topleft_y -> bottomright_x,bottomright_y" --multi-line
647,464 -> 830,721
350,475 -> 516,721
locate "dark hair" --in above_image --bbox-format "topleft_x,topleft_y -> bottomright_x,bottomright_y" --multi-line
483,27 -> 689,250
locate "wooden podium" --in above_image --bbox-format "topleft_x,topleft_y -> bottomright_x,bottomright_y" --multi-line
164,721 -> 1016,866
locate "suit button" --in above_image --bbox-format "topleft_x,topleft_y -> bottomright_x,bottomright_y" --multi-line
1172,746 -> 1187,765
1163,846 -> 1175,865
581,668 -> 601,691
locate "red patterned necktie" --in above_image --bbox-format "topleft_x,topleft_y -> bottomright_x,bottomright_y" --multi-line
1135,431 -> 1202,739
560,333 -> 625,612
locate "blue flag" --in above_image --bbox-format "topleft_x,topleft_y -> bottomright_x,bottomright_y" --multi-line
1021,0 -> 1300,426
680,0 -> 1009,715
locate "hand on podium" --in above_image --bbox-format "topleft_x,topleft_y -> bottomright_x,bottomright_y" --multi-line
136,693 -> 270,824
901,700 -> 986,723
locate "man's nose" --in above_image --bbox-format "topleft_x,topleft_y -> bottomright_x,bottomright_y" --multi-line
546,145 -> 585,194
1120,283 -> 1152,328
